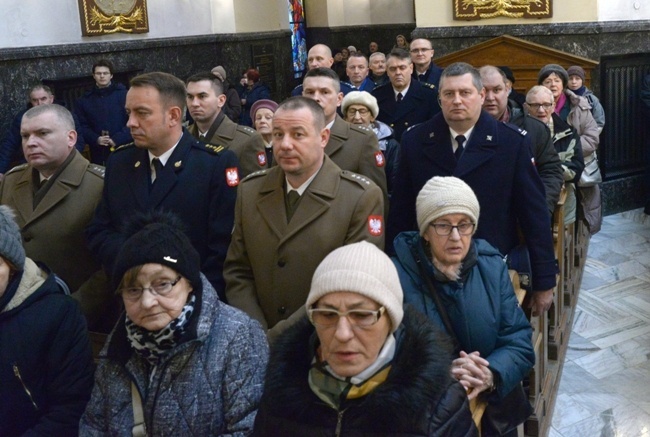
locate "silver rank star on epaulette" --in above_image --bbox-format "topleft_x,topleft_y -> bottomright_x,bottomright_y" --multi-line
349,172 -> 370,185
357,125 -> 371,132
89,164 -> 106,176
486,135 -> 492,141
519,129 -> 528,135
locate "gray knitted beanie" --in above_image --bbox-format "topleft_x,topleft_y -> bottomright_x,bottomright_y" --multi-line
0,205 -> 26,270
538,64 -> 569,88
416,176 -> 480,236
306,241 -> 404,333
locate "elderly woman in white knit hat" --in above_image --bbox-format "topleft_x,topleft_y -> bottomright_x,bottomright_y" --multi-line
392,176 -> 535,437
342,91 -> 400,197
253,241 -> 477,436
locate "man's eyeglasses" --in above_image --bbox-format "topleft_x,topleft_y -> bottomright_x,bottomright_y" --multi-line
308,307 -> 385,328
120,276 -> 182,302
410,48 -> 433,54
525,102 -> 553,111
346,108 -> 370,117
429,222 -> 475,236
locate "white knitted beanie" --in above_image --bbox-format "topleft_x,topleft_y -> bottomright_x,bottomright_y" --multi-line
306,242 -> 403,333
341,91 -> 380,118
416,176 -> 480,236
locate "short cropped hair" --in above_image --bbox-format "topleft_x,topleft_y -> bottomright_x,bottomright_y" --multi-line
186,72 -> 225,96
440,62 -> 483,92
29,84 -> 54,97
130,72 -> 186,111
275,96 -> 326,131
93,59 -> 114,74
479,65 -> 508,84
303,67 -> 341,92
369,52 -> 386,62
386,48 -> 411,63
23,104 -> 75,131
348,52 -> 368,63
527,85 -> 554,102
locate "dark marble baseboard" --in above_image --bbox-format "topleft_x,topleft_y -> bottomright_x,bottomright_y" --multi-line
601,173 -> 648,215
412,20 -> 650,60
307,23 -> 416,56
0,31 -> 293,135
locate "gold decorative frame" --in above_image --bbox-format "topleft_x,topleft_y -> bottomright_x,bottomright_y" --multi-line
453,0 -> 552,20
78,0 -> 149,36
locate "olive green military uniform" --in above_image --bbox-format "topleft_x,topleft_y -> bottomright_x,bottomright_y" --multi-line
224,156 -> 384,333
188,111 -> 267,177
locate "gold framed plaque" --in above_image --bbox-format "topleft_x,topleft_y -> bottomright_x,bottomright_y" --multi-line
453,0 -> 552,21
78,0 -> 149,36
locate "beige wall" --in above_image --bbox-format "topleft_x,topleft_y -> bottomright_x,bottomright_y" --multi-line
234,0 -> 288,33
414,0 -> 598,27
306,0 -> 414,27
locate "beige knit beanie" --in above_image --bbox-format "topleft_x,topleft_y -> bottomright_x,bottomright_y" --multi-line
416,176 -> 480,236
306,241 -> 403,333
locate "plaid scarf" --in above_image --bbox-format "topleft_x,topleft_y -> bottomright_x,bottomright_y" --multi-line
125,294 -> 196,366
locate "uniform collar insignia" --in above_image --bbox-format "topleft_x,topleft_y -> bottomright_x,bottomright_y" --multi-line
486,135 -> 493,141
134,161 -> 141,168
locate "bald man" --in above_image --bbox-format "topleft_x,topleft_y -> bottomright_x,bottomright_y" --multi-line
291,44 -> 356,97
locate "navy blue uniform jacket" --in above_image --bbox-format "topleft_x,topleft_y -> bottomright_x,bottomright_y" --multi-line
86,131 -> 239,299
387,110 -> 557,291
372,79 -> 440,141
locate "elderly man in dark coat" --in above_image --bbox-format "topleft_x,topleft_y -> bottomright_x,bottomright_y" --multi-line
387,62 -> 557,317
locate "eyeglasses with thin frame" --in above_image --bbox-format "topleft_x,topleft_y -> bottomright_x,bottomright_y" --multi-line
120,276 -> 182,302
429,222 -> 475,236
308,306 -> 386,328
346,108 -> 370,117
525,102 -> 553,111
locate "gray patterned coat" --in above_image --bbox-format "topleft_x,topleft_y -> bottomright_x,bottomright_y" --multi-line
80,275 -> 268,436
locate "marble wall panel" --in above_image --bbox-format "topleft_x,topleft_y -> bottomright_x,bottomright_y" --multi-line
0,31 -> 293,141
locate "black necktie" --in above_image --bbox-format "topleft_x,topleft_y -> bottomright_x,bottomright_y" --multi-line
151,158 -> 163,183
455,135 -> 466,161
396,92 -> 403,103
286,190 -> 301,222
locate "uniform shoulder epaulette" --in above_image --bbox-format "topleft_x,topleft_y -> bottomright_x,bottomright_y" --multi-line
112,142 -> 135,152
341,170 -> 372,187
87,164 -> 105,178
5,163 -> 28,176
422,82 -> 436,90
204,143 -> 226,155
372,82 -> 390,91
501,122 -> 528,136
237,125 -> 257,136
350,124 -> 373,134
241,168 -> 269,182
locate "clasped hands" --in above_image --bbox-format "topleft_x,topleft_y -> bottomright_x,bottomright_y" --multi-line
451,350 -> 494,400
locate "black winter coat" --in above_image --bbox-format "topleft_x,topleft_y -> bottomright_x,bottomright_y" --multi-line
0,259 -> 94,436
253,306 -> 477,437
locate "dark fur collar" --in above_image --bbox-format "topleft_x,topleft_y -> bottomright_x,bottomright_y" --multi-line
263,306 -> 456,432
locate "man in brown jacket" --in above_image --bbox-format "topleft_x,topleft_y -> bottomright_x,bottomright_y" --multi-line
186,72 -> 267,177
0,104 -> 107,327
224,97 -> 384,338
302,67 -> 388,208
